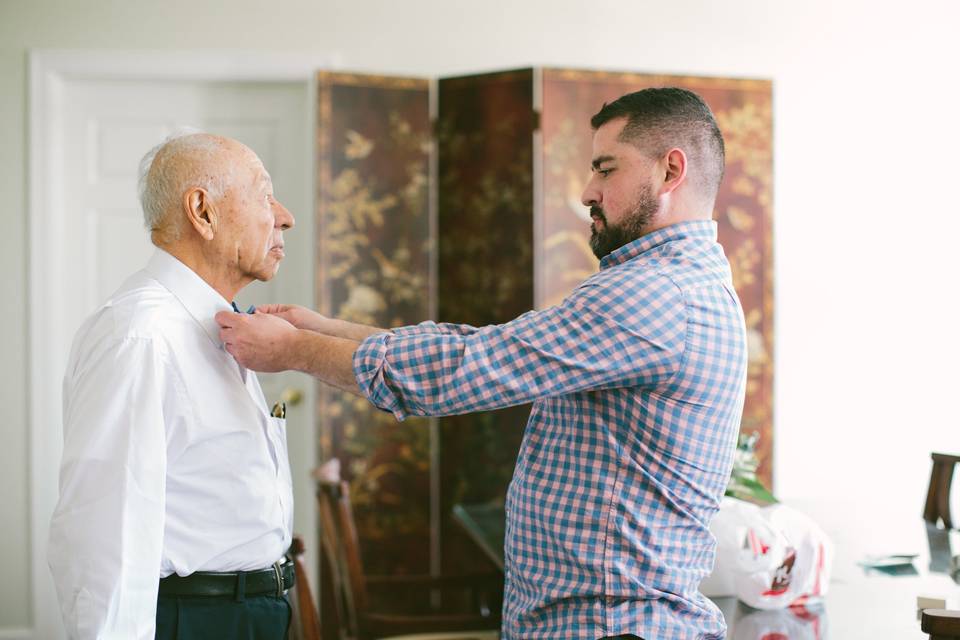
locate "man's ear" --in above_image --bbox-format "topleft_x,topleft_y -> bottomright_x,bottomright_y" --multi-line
658,148 -> 688,196
183,187 -> 216,241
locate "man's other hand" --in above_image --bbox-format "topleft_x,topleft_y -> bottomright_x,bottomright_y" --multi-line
255,303 -> 329,333
215,310 -> 301,373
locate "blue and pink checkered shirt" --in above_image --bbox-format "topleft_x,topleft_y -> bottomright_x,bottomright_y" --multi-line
354,220 -> 748,639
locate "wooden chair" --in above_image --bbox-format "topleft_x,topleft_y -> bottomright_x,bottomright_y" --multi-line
924,453 -> 960,529
316,477 -> 502,640
288,535 -> 322,640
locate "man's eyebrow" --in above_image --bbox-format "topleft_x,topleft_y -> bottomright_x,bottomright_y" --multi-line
591,155 -> 615,170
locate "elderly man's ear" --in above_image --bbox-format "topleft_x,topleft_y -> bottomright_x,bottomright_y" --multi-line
183,187 -> 217,241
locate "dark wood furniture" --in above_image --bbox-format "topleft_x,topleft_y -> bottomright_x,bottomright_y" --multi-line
923,609 -> 960,639
317,479 -> 502,640
288,535 -> 322,640
451,503 -> 505,572
924,453 -> 960,529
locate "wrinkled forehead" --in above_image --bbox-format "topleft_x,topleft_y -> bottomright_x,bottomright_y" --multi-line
227,141 -> 271,185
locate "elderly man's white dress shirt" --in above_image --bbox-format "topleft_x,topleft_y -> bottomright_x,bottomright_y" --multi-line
48,249 -> 294,639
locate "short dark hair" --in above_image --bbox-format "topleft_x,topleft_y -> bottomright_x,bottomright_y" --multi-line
591,87 -> 725,201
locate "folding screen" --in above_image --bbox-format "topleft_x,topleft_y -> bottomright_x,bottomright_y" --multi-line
315,72 -> 433,576
435,69 -> 537,574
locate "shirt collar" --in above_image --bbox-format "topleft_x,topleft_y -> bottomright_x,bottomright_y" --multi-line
144,248 -> 232,348
599,220 -> 718,270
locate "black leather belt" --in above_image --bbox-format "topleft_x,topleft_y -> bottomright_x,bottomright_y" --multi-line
159,560 -> 295,598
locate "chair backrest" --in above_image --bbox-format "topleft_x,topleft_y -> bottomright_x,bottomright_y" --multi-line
287,535 -> 322,640
316,467 -> 504,640
318,479 -> 369,639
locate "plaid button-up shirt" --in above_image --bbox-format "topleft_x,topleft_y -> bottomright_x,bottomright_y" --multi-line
354,220 -> 748,639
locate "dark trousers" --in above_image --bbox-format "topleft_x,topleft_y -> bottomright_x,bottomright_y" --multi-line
156,593 -> 291,640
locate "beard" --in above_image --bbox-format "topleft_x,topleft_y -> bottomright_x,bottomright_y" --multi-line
589,185 -> 659,260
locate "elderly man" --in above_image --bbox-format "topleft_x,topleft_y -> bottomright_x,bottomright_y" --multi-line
48,132 -> 296,639
219,87 -> 747,639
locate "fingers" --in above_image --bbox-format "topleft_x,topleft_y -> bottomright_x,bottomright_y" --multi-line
256,303 -> 283,314
215,310 -> 239,328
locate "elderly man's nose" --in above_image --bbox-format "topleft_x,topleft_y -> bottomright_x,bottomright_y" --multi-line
274,200 -> 295,230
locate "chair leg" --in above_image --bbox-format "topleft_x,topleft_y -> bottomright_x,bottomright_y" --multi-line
937,462 -> 956,529
925,456 -> 958,529
925,460 -> 943,524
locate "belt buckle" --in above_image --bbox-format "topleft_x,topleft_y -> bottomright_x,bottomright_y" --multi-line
272,560 -> 284,597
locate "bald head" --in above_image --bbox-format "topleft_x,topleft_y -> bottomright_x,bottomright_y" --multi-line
137,131 -> 242,245
135,130 -> 294,300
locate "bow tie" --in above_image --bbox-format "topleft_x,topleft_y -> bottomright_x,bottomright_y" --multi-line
231,302 -> 256,314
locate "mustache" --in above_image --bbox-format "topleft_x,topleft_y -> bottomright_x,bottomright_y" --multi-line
590,206 -> 606,221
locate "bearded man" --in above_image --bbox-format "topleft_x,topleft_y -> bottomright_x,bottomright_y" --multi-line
218,88 -> 747,640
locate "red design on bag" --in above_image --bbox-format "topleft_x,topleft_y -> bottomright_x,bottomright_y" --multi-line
761,547 -> 796,596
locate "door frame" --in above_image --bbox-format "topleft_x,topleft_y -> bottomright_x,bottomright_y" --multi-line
28,49 -> 331,639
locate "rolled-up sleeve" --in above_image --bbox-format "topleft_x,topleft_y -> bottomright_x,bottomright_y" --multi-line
352,275 -> 687,421
353,331 -> 405,419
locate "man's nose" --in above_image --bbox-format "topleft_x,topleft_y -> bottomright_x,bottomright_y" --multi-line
274,200 -> 295,231
581,176 -> 600,208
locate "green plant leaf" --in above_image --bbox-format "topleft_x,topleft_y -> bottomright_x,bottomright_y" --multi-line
726,475 -> 778,505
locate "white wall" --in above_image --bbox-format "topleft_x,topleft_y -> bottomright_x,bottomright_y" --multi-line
2,0 -> 959,631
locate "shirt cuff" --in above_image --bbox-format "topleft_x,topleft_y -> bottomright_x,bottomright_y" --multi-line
352,332 -> 408,421
390,321 -> 437,336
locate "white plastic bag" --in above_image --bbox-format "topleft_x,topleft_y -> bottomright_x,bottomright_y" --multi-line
701,497 -> 833,609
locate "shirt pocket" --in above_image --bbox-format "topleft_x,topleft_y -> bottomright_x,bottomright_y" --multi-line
256,415 -> 281,469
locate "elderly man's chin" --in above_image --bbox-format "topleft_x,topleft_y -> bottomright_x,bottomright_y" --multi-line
250,254 -> 283,282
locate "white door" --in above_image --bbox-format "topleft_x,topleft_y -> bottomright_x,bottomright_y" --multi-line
41,77 -> 315,637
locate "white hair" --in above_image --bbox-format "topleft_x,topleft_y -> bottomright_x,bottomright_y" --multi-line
137,127 -> 227,240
